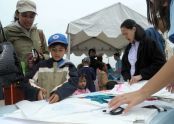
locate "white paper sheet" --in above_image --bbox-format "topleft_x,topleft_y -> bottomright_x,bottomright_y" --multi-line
4,105 -> 157,124
109,80 -> 147,95
0,117 -> 76,124
5,80 -> 173,124
7,98 -> 104,121
15,100 -> 49,118
109,80 -> 174,100
3,95 -> 159,124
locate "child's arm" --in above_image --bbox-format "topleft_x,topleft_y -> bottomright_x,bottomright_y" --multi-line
53,63 -> 78,101
48,93 -> 60,103
38,88 -> 47,100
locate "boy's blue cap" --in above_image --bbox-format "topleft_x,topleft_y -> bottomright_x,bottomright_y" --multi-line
48,33 -> 68,46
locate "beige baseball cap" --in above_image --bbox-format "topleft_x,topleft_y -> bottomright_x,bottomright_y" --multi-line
16,0 -> 37,13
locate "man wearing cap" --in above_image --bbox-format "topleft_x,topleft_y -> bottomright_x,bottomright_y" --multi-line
0,0 -> 49,74
23,33 -> 78,103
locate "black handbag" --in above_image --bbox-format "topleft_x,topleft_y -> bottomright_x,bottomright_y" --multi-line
0,21 -> 23,85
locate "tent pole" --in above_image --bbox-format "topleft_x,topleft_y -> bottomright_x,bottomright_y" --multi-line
67,34 -> 71,60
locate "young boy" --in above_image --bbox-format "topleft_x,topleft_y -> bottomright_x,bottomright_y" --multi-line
73,74 -> 90,95
23,33 -> 78,103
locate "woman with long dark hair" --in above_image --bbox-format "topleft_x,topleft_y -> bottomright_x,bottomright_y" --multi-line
121,19 -> 166,84
146,0 -> 174,42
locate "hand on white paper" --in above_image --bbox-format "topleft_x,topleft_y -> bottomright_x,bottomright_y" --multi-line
38,88 -> 47,100
129,75 -> 142,85
109,90 -> 146,113
48,93 -> 60,104
166,83 -> 174,93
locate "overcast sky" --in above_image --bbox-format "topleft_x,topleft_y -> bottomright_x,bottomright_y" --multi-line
0,0 -> 147,67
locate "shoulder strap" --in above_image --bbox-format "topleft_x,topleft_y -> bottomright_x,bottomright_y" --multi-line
38,29 -> 45,54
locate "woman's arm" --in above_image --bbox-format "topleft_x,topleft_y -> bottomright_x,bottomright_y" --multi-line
109,55 -> 174,113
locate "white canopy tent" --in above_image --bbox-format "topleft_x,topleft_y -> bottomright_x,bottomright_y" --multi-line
66,2 -> 150,57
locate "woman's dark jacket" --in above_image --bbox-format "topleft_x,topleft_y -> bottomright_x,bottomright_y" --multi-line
121,35 -> 166,81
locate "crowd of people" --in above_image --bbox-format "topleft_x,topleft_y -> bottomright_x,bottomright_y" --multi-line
0,0 -> 174,118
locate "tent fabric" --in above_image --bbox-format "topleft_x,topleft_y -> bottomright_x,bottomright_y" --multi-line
66,2 -> 150,56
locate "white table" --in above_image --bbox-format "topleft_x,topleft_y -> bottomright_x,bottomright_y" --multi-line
0,100 -> 174,124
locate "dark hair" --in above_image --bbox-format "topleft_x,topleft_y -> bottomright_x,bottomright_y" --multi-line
114,52 -> 120,57
98,62 -> 105,71
79,73 -> 86,77
106,63 -> 112,69
120,19 -> 146,41
77,63 -> 83,70
13,10 -> 37,22
97,55 -> 103,62
106,81 -> 118,90
146,0 -> 171,31
88,48 -> 96,55
78,73 -> 87,80
49,42 -> 68,49
82,60 -> 90,65
14,10 -> 19,22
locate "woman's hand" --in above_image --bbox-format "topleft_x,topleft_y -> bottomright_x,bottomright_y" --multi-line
129,75 -> 142,85
108,90 -> 146,113
166,83 -> 174,93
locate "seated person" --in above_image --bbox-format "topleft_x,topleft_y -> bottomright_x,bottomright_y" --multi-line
73,74 -> 90,95
97,62 -> 109,91
23,33 -> 78,103
121,19 -> 166,84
